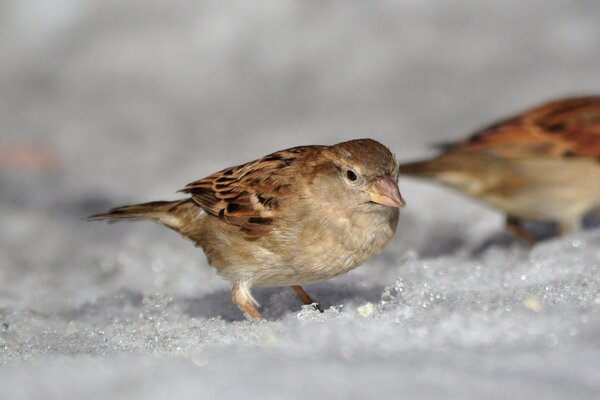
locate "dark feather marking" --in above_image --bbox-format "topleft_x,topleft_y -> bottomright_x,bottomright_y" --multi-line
189,187 -> 211,195
263,154 -> 283,161
248,178 -> 261,186
226,203 -> 241,213
215,176 -> 236,184
274,184 -> 291,193
248,217 -> 273,225
270,198 -> 280,209
546,123 -> 566,133
542,100 -> 589,120
467,132 -> 486,144
261,154 -> 295,165
261,197 -> 279,209
256,194 -> 267,205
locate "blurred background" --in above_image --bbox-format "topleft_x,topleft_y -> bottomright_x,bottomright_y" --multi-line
3,0 -> 600,190
2,1 -> 600,399
3,0 -> 600,256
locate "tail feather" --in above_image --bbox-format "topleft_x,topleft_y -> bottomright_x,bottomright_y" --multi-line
398,159 -> 442,177
87,200 -> 191,230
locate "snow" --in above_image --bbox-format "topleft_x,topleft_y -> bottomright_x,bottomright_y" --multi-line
2,1 -> 600,399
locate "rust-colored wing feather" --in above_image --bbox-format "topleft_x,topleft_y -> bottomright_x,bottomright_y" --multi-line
446,96 -> 600,159
180,146 -> 320,237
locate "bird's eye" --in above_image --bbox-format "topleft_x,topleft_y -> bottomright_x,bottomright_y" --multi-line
346,169 -> 357,181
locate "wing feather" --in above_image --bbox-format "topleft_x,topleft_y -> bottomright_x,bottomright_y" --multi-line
180,146 -> 320,237
445,96 -> 600,159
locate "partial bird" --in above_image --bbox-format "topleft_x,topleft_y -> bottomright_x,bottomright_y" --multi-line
89,139 -> 405,318
398,96 -> 600,243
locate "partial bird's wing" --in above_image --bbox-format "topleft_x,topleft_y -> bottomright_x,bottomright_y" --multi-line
442,96 -> 600,159
180,145 -> 321,237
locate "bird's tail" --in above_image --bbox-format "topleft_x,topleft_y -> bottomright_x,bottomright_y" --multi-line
87,199 -> 194,231
397,158 -> 444,177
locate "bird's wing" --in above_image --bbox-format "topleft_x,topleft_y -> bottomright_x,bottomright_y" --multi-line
442,96 -> 600,159
180,145 -> 320,237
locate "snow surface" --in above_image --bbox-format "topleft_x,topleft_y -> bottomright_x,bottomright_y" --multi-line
2,1 -> 600,399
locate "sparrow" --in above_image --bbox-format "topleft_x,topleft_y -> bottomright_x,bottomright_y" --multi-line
398,96 -> 600,243
89,139 -> 405,319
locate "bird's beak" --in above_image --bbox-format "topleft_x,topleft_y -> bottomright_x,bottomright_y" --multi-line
369,175 -> 406,208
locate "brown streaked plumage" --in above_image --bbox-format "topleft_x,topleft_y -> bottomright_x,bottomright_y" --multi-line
399,96 -> 600,243
89,139 -> 405,319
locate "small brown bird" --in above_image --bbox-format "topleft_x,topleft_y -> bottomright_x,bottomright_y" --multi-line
399,96 -> 600,243
89,139 -> 405,318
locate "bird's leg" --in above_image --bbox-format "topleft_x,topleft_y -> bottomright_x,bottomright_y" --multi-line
505,215 -> 537,245
232,280 -> 263,319
291,285 -> 324,313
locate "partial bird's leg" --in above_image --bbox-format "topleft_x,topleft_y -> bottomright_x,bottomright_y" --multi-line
505,215 -> 537,245
232,280 -> 263,319
557,217 -> 581,236
291,285 -> 324,313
